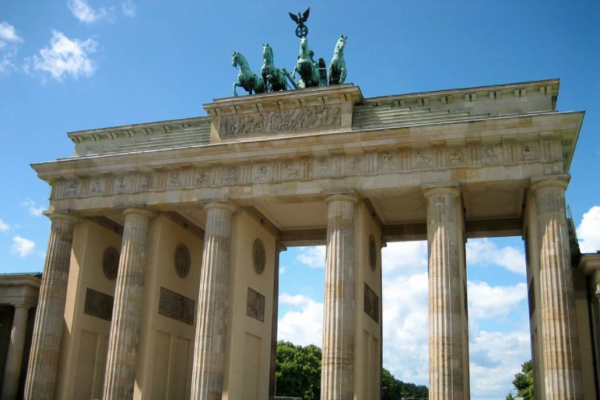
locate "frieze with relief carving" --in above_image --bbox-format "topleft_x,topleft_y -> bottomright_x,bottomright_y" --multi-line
219,104 -> 341,138
51,137 -> 562,201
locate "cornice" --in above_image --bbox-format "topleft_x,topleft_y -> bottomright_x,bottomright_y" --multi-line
31,110 -> 584,183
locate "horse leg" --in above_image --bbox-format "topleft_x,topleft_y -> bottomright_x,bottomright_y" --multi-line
340,67 -> 347,84
233,82 -> 239,97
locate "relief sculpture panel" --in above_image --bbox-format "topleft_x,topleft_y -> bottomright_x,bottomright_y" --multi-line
158,287 -> 195,325
219,104 -> 342,138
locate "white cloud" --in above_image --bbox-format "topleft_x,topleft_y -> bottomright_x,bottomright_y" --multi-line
469,329 -> 531,399
467,238 -> 526,275
468,281 -> 527,322
0,22 -> 23,74
11,236 -> 35,257
278,293 -> 323,346
578,206 -> 600,253
0,22 -> 23,47
122,0 -> 136,17
67,0 -> 115,24
26,30 -> 98,82
21,199 -> 45,217
0,218 -> 9,232
295,246 -> 326,268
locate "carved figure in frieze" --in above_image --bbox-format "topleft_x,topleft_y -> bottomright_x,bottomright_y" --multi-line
414,150 -> 431,168
224,167 -> 239,184
254,165 -> 269,182
317,157 -> 329,173
521,143 -> 539,161
283,162 -> 300,179
380,153 -> 396,171
90,180 -> 103,194
116,176 -> 127,192
449,149 -> 466,165
482,145 -> 502,164
168,171 -> 180,187
195,169 -> 210,185
220,105 -> 341,138
349,155 -> 362,173
65,180 -> 80,196
141,174 -> 153,189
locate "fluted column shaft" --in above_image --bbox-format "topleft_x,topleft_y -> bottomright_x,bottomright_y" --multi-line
102,208 -> 153,400
533,179 -> 582,400
321,194 -> 357,400
24,213 -> 77,400
425,187 -> 464,400
191,203 -> 236,400
269,243 -> 286,400
1,304 -> 31,400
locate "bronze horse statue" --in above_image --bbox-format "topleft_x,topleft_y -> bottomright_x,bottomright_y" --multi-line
232,52 -> 266,96
328,35 -> 347,85
291,36 -> 321,89
261,44 -> 288,92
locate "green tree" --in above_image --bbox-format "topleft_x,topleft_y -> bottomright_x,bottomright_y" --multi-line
276,341 -> 322,400
506,360 -> 534,400
276,341 -> 429,400
382,368 -> 428,400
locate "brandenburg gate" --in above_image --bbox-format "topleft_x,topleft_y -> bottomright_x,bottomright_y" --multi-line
23,76 -> 592,400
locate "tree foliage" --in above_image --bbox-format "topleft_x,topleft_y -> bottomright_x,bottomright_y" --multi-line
275,341 -> 429,400
276,341 -> 322,400
382,368 -> 429,400
506,360 -> 534,400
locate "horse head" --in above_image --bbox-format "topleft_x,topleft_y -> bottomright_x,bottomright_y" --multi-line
232,52 -> 240,67
263,44 -> 273,64
335,35 -> 347,53
299,36 -> 310,59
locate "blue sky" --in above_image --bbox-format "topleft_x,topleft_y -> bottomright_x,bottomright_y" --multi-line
1,1 -> 600,399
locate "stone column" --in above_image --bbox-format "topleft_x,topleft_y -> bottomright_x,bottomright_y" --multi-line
424,187 -> 465,400
321,194 -> 357,400
102,208 -> 153,400
1,304 -> 31,400
24,213 -> 77,400
190,203 -> 236,400
269,242 -> 286,400
532,178 -> 583,400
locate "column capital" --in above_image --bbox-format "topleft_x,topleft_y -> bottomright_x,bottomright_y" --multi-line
276,241 -> 287,253
204,202 -> 238,213
422,183 -> 460,200
11,303 -> 31,310
580,254 -> 600,276
46,212 -> 80,224
530,174 -> 570,192
324,194 -> 359,205
123,208 -> 154,218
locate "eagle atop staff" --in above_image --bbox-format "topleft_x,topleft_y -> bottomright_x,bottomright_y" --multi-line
289,7 -> 310,38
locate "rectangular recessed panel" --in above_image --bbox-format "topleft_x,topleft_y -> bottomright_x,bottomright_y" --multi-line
364,283 -> 379,323
246,287 -> 265,322
158,287 -> 195,325
74,330 -> 98,400
84,288 -> 114,321
152,330 -> 171,400
243,332 -> 262,400
170,336 -> 190,400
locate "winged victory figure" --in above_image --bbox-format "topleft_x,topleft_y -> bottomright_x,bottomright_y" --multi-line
289,7 -> 310,38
